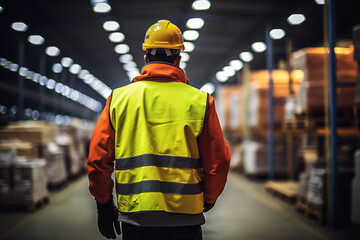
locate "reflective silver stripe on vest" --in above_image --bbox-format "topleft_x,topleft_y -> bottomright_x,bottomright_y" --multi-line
115,154 -> 201,170
116,180 -> 203,195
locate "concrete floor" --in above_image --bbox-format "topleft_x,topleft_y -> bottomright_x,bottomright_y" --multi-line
0,172 -> 353,240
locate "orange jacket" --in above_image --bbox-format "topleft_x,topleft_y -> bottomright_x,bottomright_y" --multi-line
88,62 -> 230,205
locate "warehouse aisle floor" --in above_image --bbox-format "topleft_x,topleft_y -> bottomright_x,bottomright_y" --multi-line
0,172 -> 353,240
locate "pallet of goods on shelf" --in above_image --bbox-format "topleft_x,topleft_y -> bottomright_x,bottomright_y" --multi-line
56,133 -> 82,178
43,142 -> 67,188
292,47 -> 357,122
242,138 -> 287,176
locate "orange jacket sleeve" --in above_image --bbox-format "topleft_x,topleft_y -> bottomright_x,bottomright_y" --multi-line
87,96 -> 115,204
199,94 -> 231,204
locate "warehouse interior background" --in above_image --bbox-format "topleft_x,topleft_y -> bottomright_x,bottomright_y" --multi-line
0,0 -> 360,239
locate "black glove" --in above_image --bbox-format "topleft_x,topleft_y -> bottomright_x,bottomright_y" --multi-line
96,195 -> 121,239
203,201 -> 215,212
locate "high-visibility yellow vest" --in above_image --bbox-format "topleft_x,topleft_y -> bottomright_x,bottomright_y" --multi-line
109,80 -> 208,214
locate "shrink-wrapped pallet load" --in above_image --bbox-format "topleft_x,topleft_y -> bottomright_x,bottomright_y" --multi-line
0,149 -> 15,202
56,133 -> 82,178
12,158 -> 48,203
43,143 -> 67,186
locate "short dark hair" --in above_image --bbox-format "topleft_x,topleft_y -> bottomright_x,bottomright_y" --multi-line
146,49 -> 179,64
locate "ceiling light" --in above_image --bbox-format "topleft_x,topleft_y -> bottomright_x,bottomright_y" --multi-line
25,71 -> 34,80
123,62 -> 137,71
287,14 -> 306,25
229,60 -> 243,71
239,52 -> 254,62
0,58 -> 6,66
119,54 -> 133,63
61,57 -> 73,67
314,0 -> 325,4
39,76 -> 48,86
251,42 -> 267,52
200,82 -> 215,95
184,42 -> 195,52
28,35 -> 45,45
79,69 -> 89,79
109,32 -> 125,42
52,63 -> 63,73
0,6 -> 3,13
84,74 -> 95,84
192,0 -> 211,10
186,18 -> 205,29
33,73 -> 41,83
103,21 -> 120,31
45,46 -> 60,56
216,71 -> 228,82
223,66 -> 235,77
19,67 -> 28,77
180,62 -> 187,69
269,29 -> 286,40
91,0 -> 111,13
127,70 -> 140,80
11,22 -> 28,32
9,63 -> 19,72
183,30 -> 199,41
69,64 -> 82,74
46,79 -> 56,90
180,52 -> 190,62
114,44 -> 130,54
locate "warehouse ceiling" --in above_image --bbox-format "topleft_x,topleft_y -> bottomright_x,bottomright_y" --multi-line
0,0 -> 359,111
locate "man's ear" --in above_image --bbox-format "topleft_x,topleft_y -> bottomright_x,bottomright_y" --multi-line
144,54 -> 150,64
173,55 -> 181,66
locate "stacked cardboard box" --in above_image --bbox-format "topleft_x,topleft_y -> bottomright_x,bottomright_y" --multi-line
292,47 -> 357,114
56,134 -> 82,178
0,149 -> 15,201
0,140 -> 38,159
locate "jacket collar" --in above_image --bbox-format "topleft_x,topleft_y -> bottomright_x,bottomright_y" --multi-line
133,61 -> 188,84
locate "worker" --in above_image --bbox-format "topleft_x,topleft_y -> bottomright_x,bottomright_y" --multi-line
87,20 -> 230,240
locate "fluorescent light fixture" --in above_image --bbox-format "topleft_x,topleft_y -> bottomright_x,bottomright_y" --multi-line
287,14 -> 306,25
229,60 -> 243,71
32,110 -> 40,120
109,32 -> 125,42
183,30 -> 199,41
71,90 -> 80,101
0,58 -> 6,66
114,44 -> 130,54
79,69 -> 89,79
315,0 -> 325,4
52,63 -> 63,73
239,52 -> 254,62
186,18 -> 205,29
84,74 -> 95,84
39,76 -> 48,86
62,86 -> 71,97
192,0 -> 211,10
28,35 -> 45,45
223,66 -> 235,77
0,6 -> 3,13
119,54 -> 133,63
103,21 -> 120,31
216,71 -> 228,82
269,29 -> 286,40
184,42 -> 195,52
69,64 -> 82,74
46,46 -> 60,56
180,52 -> 190,62
123,62 -> 137,71
25,71 -> 34,80
46,79 -> 56,90
200,82 -> 215,95
180,62 -> 187,69
19,67 -> 28,77
251,42 -> 267,53
9,63 -> 19,72
11,22 -> 28,32
61,57 -> 73,67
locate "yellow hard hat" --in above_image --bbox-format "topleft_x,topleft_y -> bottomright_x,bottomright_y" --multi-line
142,20 -> 184,51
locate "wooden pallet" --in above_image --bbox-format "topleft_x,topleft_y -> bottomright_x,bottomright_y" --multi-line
295,199 -> 325,225
0,194 -> 50,211
265,181 -> 298,203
